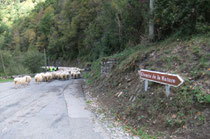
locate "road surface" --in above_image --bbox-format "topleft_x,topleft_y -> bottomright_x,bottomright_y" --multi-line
0,79 -> 110,139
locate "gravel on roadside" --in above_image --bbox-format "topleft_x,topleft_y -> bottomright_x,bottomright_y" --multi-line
83,85 -> 140,139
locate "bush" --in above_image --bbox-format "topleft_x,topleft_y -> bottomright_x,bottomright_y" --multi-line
0,50 -> 44,76
154,0 -> 210,39
7,61 -> 30,76
23,50 -> 44,73
0,51 -> 12,75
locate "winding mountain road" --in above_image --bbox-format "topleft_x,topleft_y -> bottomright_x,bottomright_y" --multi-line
0,79 -> 109,139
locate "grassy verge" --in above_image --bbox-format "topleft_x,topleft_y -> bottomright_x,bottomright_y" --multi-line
83,58 -> 102,84
85,33 -> 210,138
0,78 -> 13,83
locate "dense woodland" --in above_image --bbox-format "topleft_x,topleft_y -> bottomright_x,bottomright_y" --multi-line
0,0 -> 209,75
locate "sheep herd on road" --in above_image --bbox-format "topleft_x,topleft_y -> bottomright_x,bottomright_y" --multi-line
14,67 -> 84,88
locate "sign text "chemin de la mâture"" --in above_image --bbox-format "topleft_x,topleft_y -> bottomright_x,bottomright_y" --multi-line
138,69 -> 184,87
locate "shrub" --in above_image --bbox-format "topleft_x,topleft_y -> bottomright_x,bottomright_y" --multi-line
154,0 -> 210,39
23,50 -> 44,73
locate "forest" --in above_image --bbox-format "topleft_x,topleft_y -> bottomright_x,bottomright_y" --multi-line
0,0 -> 209,75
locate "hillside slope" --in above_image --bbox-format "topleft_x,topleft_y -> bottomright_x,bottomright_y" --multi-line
1,0 -> 209,76
85,34 -> 210,139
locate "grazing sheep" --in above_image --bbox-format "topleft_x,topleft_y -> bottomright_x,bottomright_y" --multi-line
14,77 -> 27,88
35,74 -> 43,83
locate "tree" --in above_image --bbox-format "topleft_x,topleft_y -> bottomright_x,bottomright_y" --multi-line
149,0 -> 154,41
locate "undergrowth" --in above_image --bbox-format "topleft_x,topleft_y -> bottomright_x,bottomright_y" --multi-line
85,34 -> 210,138
84,58 -> 101,84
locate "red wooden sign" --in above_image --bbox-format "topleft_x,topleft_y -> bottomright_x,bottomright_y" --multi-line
138,69 -> 184,87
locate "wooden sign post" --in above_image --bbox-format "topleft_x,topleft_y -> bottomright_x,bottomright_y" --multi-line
138,69 -> 184,97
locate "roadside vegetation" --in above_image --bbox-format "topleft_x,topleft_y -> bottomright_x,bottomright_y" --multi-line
85,34 -> 210,138
0,78 -> 13,83
0,0 -> 209,138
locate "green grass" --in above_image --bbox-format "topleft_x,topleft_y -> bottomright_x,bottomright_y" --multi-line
84,58 -> 101,84
86,100 -> 93,104
0,78 -> 13,83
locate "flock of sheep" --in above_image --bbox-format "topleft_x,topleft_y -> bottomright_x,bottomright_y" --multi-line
14,67 -> 84,88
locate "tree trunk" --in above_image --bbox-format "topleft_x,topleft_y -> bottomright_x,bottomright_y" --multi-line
116,13 -> 122,44
44,48 -> 47,72
0,53 -> 6,76
149,0 -> 155,41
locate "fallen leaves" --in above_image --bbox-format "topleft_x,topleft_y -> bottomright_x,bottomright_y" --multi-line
197,112 -> 201,116
172,114 -> 177,119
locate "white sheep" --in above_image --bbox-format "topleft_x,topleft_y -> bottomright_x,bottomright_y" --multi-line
54,71 -> 68,80
54,72 -> 60,79
76,71 -> 81,78
62,72 -> 69,80
39,73 -> 46,82
35,74 -> 43,83
65,72 -> 70,79
67,70 -> 71,74
51,72 -> 57,79
45,72 -> 53,82
24,75 -> 32,85
59,72 -> 65,80
71,71 -> 81,79
14,77 -> 27,88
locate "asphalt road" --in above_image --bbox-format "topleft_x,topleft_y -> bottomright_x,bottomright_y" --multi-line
0,79 -> 110,139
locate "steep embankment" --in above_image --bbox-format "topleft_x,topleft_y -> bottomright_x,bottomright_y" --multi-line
86,34 -> 210,138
